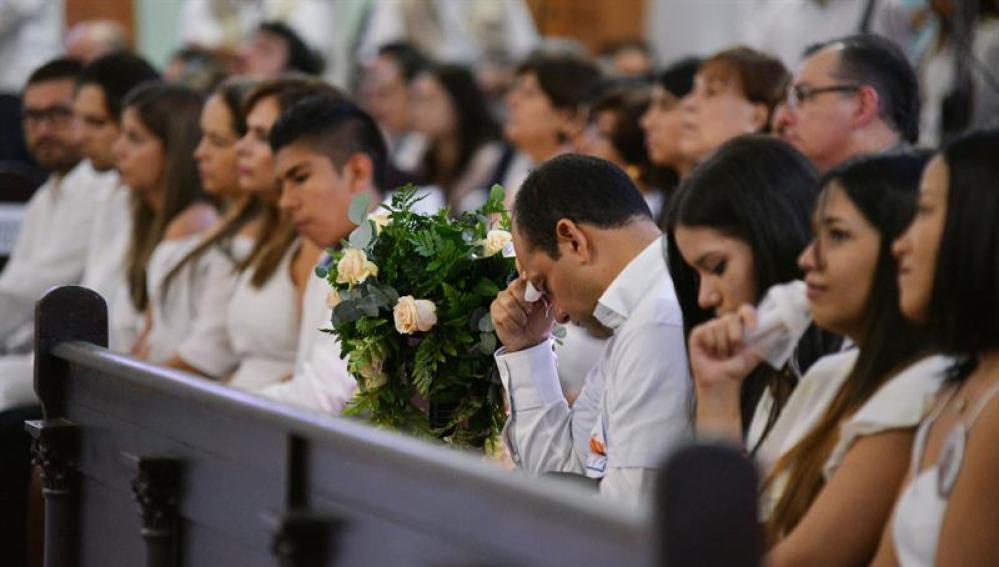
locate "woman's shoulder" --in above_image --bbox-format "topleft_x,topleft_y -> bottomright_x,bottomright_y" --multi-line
164,202 -> 220,241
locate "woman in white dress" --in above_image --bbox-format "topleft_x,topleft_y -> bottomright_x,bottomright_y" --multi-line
221,77 -> 346,391
151,78 -> 260,377
668,136 -> 840,463
871,129 -> 999,567
690,152 -> 948,565
111,82 -> 218,359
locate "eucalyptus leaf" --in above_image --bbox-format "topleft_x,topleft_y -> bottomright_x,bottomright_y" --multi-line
333,301 -> 362,323
477,313 -> 495,333
348,192 -> 372,225
479,332 -> 497,354
314,264 -> 329,279
552,325 -> 567,339
348,220 -> 375,249
489,184 -> 505,203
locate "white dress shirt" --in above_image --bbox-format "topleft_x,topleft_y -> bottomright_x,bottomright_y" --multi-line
495,236 -> 692,505
0,160 -> 112,351
260,254 -> 355,413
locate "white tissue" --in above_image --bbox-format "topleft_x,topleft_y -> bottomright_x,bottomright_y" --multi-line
524,281 -> 543,302
745,280 -> 811,369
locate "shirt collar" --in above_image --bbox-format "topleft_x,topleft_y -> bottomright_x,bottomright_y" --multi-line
593,236 -> 667,331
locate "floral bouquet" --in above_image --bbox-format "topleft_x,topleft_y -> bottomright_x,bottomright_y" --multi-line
319,185 -> 515,448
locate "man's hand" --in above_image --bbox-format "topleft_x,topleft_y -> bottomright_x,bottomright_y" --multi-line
490,277 -> 555,353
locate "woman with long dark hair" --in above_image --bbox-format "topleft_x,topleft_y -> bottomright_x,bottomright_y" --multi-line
872,128 -> 999,566
153,77 -> 259,375
690,152 -> 950,565
410,64 -> 503,213
668,135 -> 840,459
112,82 -> 219,359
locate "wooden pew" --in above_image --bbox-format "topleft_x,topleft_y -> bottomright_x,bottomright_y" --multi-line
27,286 -> 761,567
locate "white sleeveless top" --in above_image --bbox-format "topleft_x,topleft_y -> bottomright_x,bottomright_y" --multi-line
226,241 -> 301,391
892,379 -> 999,567
144,234 -> 206,363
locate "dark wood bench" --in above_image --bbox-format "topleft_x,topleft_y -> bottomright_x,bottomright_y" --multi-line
27,286 -> 762,567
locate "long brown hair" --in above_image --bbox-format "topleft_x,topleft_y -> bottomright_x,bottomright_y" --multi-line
161,77 -> 258,294
238,76 -> 347,287
122,82 -> 208,311
763,153 -> 932,537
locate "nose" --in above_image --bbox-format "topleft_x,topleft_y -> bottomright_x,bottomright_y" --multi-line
277,183 -> 295,213
680,92 -> 697,114
798,240 -> 817,272
697,278 -> 721,310
773,103 -> 797,135
194,138 -> 208,161
891,229 -> 911,261
550,299 -> 571,325
234,133 -> 250,158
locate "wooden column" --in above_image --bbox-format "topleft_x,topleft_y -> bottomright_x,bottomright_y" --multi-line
24,419 -> 79,567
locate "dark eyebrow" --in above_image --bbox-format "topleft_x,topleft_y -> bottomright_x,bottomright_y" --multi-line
280,162 -> 309,180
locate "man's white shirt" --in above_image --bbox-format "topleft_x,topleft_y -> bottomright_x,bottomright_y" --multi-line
0,160 -> 116,350
260,253 -> 356,413
495,236 -> 692,505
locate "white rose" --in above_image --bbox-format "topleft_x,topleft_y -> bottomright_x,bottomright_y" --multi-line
480,229 -> 513,258
393,296 -> 437,334
336,248 -> 379,285
326,290 -> 342,309
368,212 -> 392,234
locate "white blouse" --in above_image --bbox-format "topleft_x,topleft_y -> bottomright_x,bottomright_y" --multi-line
144,234 -> 205,364
226,241 -> 301,391
175,236 -> 254,378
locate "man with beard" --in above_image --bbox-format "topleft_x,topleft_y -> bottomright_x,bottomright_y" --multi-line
0,58 -> 109,353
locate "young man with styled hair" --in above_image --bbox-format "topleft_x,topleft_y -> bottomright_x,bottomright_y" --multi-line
264,97 -> 388,412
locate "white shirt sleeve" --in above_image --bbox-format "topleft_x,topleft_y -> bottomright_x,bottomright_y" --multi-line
258,270 -> 356,413
495,340 -> 594,476
259,334 -> 356,414
0,170 -> 98,342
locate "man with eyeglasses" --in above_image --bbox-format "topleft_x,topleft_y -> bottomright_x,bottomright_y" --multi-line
0,57 -> 108,354
775,34 -> 920,172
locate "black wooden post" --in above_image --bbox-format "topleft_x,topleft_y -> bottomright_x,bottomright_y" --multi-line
28,286 -> 108,567
24,418 -> 79,567
270,510 -> 342,567
655,443 -> 763,567
34,286 -> 108,419
128,456 -> 184,567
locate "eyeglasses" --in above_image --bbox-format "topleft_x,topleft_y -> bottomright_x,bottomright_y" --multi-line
22,106 -> 74,127
786,83 -> 862,109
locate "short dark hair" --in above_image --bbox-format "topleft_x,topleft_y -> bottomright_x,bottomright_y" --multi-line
514,153 -> 652,258
805,34 -> 920,143
656,56 -> 701,99
516,55 -> 602,114
26,57 -> 84,88
257,21 -> 325,76
927,128 -> 999,357
269,97 -> 388,192
78,52 -> 161,121
377,41 -> 429,82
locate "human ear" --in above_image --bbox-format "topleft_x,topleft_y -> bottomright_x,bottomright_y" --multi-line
853,85 -> 881,128
345,153 -> 374,193
555,219 -> 592,263
749,102 -> 769,133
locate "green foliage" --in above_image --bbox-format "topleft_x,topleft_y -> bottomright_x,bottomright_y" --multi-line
326,185 -> 514,448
